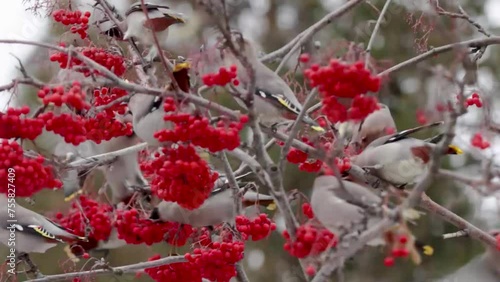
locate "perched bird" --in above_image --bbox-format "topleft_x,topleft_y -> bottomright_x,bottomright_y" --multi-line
98,132 -> 149,205
310,175 -> 382,237
150,185 -> 275,228
435,230 -> 500,282
216,31 -> 324,132
0,195 -> 86,254
348,103 -> 397,151
122,2 -> 186,62
57,128 -> 148,206
351,122 -> 462,187
128,61 -> 195,145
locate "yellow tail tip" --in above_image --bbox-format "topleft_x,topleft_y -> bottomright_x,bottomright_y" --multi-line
423,245 -> 434,256
311,125 -> 325,133
64,190 -> 83,202
174,62 -> 191,72
448,145 -> 463,155
266,202 -> 277,211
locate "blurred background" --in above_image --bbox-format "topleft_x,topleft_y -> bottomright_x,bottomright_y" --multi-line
1,0 -> 500,281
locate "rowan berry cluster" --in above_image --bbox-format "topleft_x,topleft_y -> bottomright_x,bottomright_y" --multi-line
37,82 -> 91,111
471,133 -> 490,150
383,235 -> 410,267
154,98 -> 247,152
0,106 -> 45,140
302,203 -> 314,219
52,9 -> 91,39
0,140 -> 62,197
145,255 -> 202,282
304,60 -> 381,123
235,214 -> 277,241
140,144 -> 219,210
54,195 -> 113,242
114,208 -> 193,246
84,113 -> 133,143
465,93 -> 482,108
185,241 -> 245,282
50,45 -> 126,77
283,224 -> 337,258
202,65 -> 239,87
93,87 -> 129,114
40,112 -> 87,145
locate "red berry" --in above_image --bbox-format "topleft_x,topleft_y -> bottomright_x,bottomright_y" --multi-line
384,256 -> 395,267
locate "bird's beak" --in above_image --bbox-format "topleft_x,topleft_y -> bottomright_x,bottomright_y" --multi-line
447,145 -> 463,155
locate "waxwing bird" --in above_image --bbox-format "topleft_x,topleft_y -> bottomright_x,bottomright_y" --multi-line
98,132 -> 149,205
351,132 -> 463,187
216,31 -> 324,133
310,175 -> 382,237
150,184 -> 275,228
0,195 -> 87,255
349,103 -> 397,151
59,130 -> 149,206
123,2 -> 186,62
128,62 -> 195,145
436,230 -> 500,282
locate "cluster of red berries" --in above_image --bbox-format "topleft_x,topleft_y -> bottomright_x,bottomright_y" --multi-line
284,137 -> 322,172
305,60 -> 381,98
39,112 -> 87,145
0,140 -> 62,197
0,107 -> 45,140
54,195 -> 113,242
185,241 -> 245,282
84,113 -> 133,143
348,95 -> 380,121
145,255 -> 202,282
93,87 -> 129,115
235,214 -> 277,241
52,10 -> 91,39
322,157 -> 352,175
465,93 -> 482,108
50,45 -> 126,77
154,98 -> 247,152
471,133 -> 490,150
302,203 -> 314,219
141,144 -> 219,210
114,208 -> 193,246
304,60 -> 381,123
202,65 -> 239,87
383,235 -> 410,267
283,224 -> 337,258
37,82 -> 91,111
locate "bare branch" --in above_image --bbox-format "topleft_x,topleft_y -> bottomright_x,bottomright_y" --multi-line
26,255 -> 187,282
378,36 -> 500,76
420,193 -> 498,249
365,0 -> 393,67
262,0 -> 366,65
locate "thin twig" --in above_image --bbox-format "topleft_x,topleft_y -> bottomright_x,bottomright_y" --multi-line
262,0 -> 366,64
274,0 -> 366,73
364,0 -> 393,67
378,36 -> 500,76
26,255 -> 187,282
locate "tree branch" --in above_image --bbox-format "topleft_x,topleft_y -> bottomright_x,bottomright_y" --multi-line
26,255 -> 187,282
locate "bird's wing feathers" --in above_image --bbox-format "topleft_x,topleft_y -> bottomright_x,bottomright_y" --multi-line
382,121 -> 443,145
255,88 -> 302,115
126,3 -> 170,16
